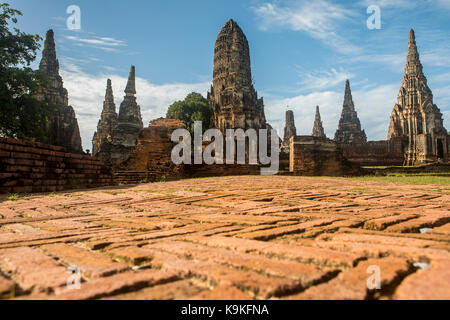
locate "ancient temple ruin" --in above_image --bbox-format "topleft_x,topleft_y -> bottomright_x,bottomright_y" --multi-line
334,80 -> 367,144
36,30 -> 83,154
92,79 -> 118,158
387,29 -> 448,165
208,19 -> 267,132
312,106 -> 326,139
92,66 -> 143,165
282,110 -> 297,150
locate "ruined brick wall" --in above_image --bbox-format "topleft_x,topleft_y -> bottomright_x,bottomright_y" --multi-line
114,118 -> 264,184
341,139 -> 405,166
290,136 -> 360,176
184,163 -> 261,178
114,118 -> 186,184
0,138 -> 115,194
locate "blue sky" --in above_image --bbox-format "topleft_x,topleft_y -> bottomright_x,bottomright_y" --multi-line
7,0 -> 450,150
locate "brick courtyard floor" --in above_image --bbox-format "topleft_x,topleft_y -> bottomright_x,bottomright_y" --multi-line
0,176 -> 449,300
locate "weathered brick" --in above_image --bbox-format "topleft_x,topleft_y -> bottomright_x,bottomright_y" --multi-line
395,259 -> 450,300
148,248 -> 304,299
364,214 -> 418,230
147,240 -> 329,284
188,236 -> 361,268
287,258 -> 411,300
40,243 -> 129,279
189,285 -> 252,300
103,279 -> 204,300
239,218 -> 340,240
0,247 -> 68,293
22,269 -> 180,300
0,274 -> 15,298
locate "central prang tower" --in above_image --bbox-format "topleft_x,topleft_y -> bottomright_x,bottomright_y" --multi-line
208,19 -> 267,132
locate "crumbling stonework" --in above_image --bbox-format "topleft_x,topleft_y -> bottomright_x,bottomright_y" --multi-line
92,79 -> 118,161
283,110 -> 297,147
114,118 -> 186,184
208,19 -> 267,132
92,66 -> 144,166
387,29 -> 448,165
36,30 -> 83,154
0,137 -> 114,194
312,106 -> 326,139
290,136 -> 360,176
341,138 -> 405,166
334,80 -> 367,144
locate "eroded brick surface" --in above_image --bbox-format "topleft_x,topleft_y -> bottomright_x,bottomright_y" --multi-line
0,176 -> 448,300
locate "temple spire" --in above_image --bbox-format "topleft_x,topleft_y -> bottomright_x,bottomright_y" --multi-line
312,106 -> 326,139
335,80 -> 367,144
283,110 -> 297,144
405,28 -> 423,77
125,65 -> 136,96
387,29 -> 448,165
118,65 -> 143,128
343,80 -> 355,112
103,79 -> 116,114
409,29 -> 415,45
39,29 -> 60,76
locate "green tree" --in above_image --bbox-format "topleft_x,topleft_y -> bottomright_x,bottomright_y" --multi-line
166,92 -> 212,134
0,3 -> 57,141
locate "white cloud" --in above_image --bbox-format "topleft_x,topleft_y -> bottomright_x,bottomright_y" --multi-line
264,83 -> 399,141
421,51 -> 450,67
358,0 -> 412,8
264,90 -> 342,139
60,63 -> 209,151
347,53 -> 405,71
251,1 -> 360,54
296,67 -> 354,91
64,35 -> 126,52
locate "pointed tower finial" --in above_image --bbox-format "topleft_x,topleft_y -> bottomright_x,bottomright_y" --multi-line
283,110 -> 297,145
39,29 -> 60,76
409,29 -> 415,44
103,79 -> 116,114
335,80 -> 367,144
125,65 -> 136,96
345,79 -> 351,93
405,29 -> 422,76
343,80 -> 355,112
312,105 -> 326,139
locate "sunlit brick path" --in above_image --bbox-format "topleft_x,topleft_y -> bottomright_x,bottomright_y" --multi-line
0,176 -> 449,300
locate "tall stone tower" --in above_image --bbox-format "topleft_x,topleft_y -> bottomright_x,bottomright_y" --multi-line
283,110 -> 297,145
115,65 -> 143,148
92,79 -> 118,157
92,66 -> 143,165
387,29 -> 448,165
281,110 -> 297,152
37,30 -> 83,154
312,106 -> 326,139
334,80 -> 367,144
208,19 -> 267,132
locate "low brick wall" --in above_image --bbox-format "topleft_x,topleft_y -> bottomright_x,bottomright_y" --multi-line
290,136 -> 360,176
341,138 -> 404,166
0,137 -> 116,194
